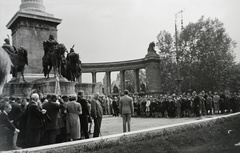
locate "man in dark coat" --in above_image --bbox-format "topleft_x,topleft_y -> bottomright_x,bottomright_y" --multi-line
77,90 -> 89,139
26,93 -> 46,147
0,103 -> 20,150
112,97 -> 119,117
8,96 -> 22,128
192,91 -> 201,117
42,94 -> 61,145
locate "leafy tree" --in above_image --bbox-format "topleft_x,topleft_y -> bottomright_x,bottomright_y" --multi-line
156,16 -> 237,93
156,30 -> 178,93
179,16 -> 236,92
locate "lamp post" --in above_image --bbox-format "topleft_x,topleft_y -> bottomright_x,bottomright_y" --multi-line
175,10 -> 183,94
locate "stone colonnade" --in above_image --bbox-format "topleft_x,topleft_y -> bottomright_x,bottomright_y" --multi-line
81,69 -> 141,95
81,52 -> 161,95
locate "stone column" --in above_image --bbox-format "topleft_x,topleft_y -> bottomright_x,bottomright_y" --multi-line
145,61 -> 161,94
77,75 -> 82,83
120,70 -> 125,93
92,72 -> 97,83
106,71 -> 111,94
145,47 -> 161,95
134,69 -> 140,94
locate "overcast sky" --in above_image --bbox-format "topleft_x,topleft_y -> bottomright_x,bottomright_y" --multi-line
1,0 -> 240,83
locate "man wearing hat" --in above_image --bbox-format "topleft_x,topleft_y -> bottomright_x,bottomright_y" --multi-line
119,90 -> 134,132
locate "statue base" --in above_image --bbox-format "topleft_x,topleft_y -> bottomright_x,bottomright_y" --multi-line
2,76 -> 97,98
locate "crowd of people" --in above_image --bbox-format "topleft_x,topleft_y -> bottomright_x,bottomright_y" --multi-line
93,91 -> 240,119
1,89 -> 240,150
98,91 -> 240,118
131,91 -> 240,118
0,90 -> 103,150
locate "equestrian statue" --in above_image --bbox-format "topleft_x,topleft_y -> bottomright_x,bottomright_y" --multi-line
2,38 -> 28,82
42,35 -> 81,81
42,35 -> 67,78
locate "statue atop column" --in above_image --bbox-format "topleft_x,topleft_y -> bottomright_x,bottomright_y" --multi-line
147,41 -> 156,53
145,41 -> 159,58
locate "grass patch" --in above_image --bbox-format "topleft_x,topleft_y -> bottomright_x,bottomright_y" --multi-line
84,115 -> 240,153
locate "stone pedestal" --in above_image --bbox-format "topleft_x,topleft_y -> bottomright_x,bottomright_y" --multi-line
75,83 -> 96,96
2,77 -> 79,98
2,82 -> 41,98
145,48 -> 161,95
33,77 -> 77,97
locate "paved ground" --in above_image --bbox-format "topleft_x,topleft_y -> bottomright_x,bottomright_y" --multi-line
98,114 -> 227,136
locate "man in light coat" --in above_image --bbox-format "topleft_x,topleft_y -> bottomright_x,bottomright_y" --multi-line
91,93 -> 103,137
119,90 -> 134,132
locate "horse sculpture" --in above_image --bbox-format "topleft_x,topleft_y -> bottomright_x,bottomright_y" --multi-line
42,43 -> 67,78
2,45 -> 28,82
65,48 -> 82,82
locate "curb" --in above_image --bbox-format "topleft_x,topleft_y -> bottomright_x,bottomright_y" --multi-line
5,112 -> 240,153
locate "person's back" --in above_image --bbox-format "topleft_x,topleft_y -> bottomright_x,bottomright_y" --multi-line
67,101 -> 80,114
66,96 -> 81,140
120,95 -> 133,115
77,91 -> 90,139
42,100 -> 60,130
119,90 -> 133,133
77,98 -> 89,117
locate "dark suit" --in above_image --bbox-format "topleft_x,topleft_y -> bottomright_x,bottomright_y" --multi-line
193,96 -> 201,117
42,101 -> 60,144
0,112 -> 16,148
77,97 -> 89,139
8,102 -> 22,128
26,101 -> 44,147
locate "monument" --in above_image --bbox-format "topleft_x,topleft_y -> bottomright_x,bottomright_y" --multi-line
145,42 -> 161,94
6,0 -> 61,80
1,0 -> 87,98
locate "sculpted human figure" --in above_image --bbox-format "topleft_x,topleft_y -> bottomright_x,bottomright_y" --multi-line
66,47 -> 82,81
113,84 -> 119,93
42,34 -> 59,78
2,38 -> 17,58
43,34 -> 58,56
140,82 -> 146,92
